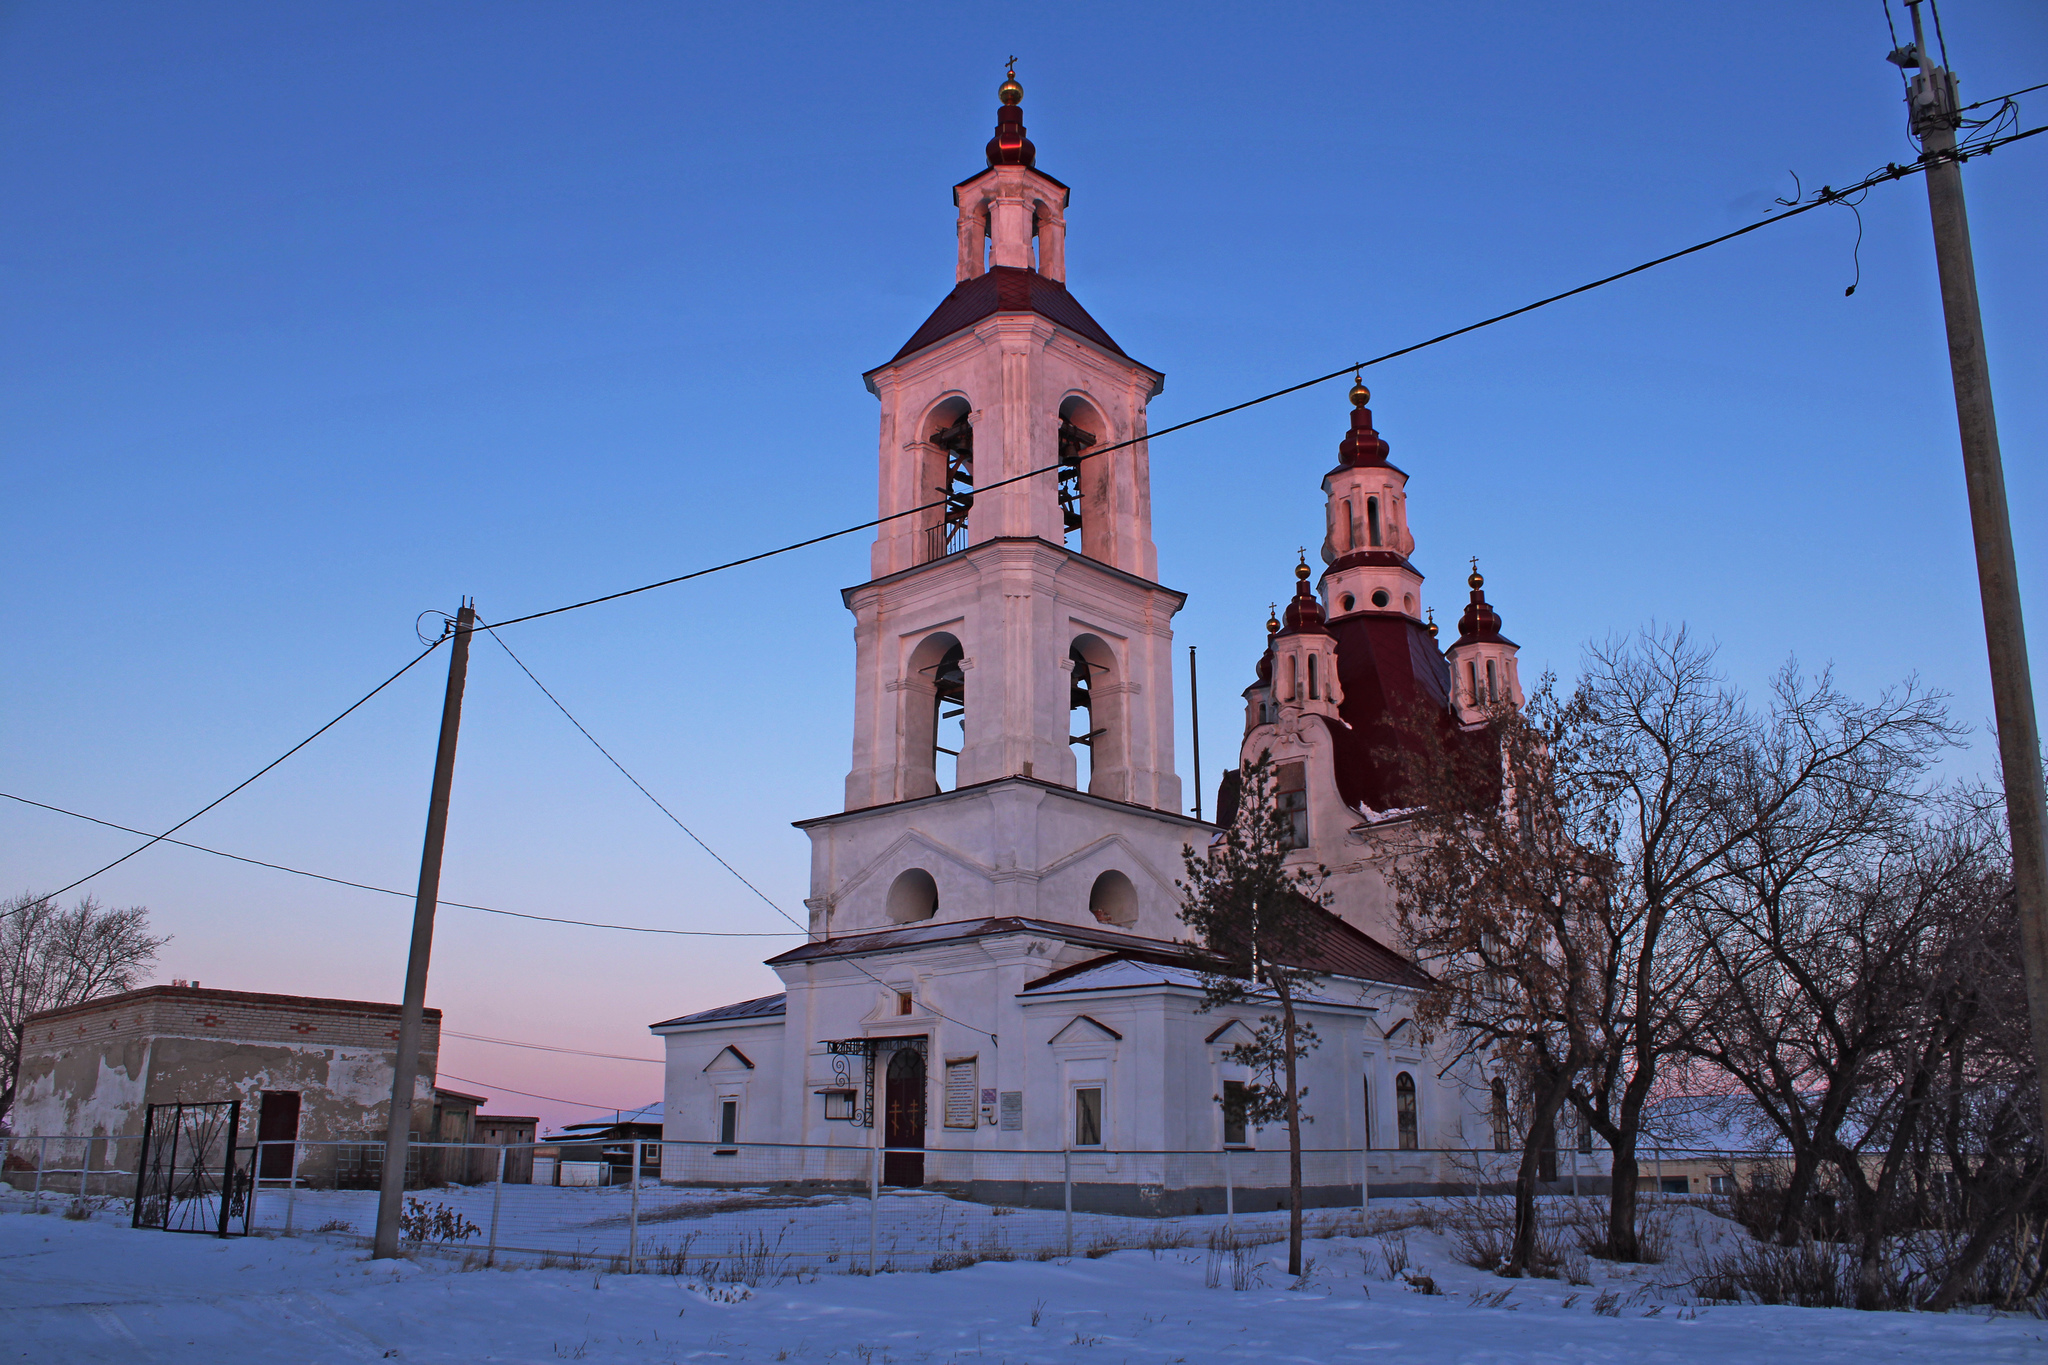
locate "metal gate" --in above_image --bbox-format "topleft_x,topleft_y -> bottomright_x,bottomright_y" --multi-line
131,1101 -> 249,1236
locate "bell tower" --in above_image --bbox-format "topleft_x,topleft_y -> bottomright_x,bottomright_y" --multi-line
841,68 -> 1182,815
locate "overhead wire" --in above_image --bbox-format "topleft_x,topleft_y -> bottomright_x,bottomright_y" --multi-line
479,617 -> 1005,1042
443,1029 -> 663,1064
7,639 -> 448,916
472,125 -> 2042,638
0,791 -> 799,938
435,1072 -> 649,1114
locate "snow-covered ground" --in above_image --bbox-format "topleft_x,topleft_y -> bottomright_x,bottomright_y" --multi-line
3,1190 -> 2041,1363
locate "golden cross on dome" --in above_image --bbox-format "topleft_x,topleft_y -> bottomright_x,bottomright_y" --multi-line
1007,54 -> 1018,75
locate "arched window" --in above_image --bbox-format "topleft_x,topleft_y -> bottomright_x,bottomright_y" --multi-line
1367,497 -> 1382,548
1486,659 -> 1498,704
1287,655 -> 1299,701
1490,1078 -> 1511,1152
1307,655 -> 1319,700
1467,661 -> 1480,707
1395,1072 -> 1418,1150
924,400 -> 974,562
903,632 -> 964,799
1087,869 -> 1138,927
1069,634 -> 1126,799
1058,397 -> 1104,555
1340,499 -> 1355,550
885,868 -> 939,924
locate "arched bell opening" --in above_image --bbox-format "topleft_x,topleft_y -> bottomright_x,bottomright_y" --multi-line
884,868 -> 939,924
901,631 -> 963,798
1068,632 -> 1127,800
922,397 -> 974,563
1087,869 -> 1138,928
1056,396 -> 1104,556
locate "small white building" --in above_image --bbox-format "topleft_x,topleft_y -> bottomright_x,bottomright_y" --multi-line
654,74 -> 1508,1207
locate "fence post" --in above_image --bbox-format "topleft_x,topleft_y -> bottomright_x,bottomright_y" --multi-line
1063,1149 -> 1073,1258
284,1141 -> 300,1236
33,1137 -> 47,1208
867,1145 -> 879,1277
1224,1147 -> 1234,1238
247,1142 -> 262,1232
1361,1143 -> 1369,1212
487,1145 -> 507,1268
628,1140 -> 642,1274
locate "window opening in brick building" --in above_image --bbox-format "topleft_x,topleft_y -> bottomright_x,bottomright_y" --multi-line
1221,1079 -> 1249,1147
1277,762 -> 1309,849
1395,1072 -> 1418,1150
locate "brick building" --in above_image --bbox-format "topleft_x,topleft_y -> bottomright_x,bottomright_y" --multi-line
7,984 -> 441,1189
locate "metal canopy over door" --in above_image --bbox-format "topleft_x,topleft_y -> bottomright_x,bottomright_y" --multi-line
883,1048 -> 926,1187
257,1091 -> 301,1180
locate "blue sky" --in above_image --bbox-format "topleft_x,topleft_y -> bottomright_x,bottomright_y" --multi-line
4,2 -> 2043,1132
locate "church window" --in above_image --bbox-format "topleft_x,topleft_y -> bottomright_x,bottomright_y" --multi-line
1371,589 -> 1390,608
928,409 -> 974,561
1286,656 -> 1300,701
1340,593 -> 1355,613
1073,1087 -> 1104,1147
1069,635 -> 1120,795
896,990 -> 914,1016
885,868 -> 939,924
1307,655 -> 1319,700
1361,1077 -> 1373,1149
1088,869 -> 1138,927
1277,762 -> 1309,850
1367,497 -> 1382,548
1056,412 -> 1097,550
1486,659 -> 1498,704
1467,661 -> 1480,706
1490,1078 -> 1511,1152
1221,1080 -> 1250,1147
933,641 -> 966,787
718,1100 -> 739,1146
1395,1072 -> 1418,1150
1340,499 -> 1358,551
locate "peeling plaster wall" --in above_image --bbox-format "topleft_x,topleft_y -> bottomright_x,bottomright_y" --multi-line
7,987 -> 440,1178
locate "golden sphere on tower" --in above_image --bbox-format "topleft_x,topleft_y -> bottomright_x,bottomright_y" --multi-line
1468,570 -> 1485,590
1349,379 -> 1370,407
1295,560 -> 1312,582
999,75 -> 1023,105
1265,604 -> 1280,633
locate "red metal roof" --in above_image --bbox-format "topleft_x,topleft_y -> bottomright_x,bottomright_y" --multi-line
884,266 -> 1133,366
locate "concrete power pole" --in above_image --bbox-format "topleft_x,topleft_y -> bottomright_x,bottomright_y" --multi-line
373,602 -> 476,1259
1893,2 -> 2048,1143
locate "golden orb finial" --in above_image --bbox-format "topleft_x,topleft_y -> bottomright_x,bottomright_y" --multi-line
1266,603 -> 1280,633
1468,556 -> 1484,591
1349,373 -> 1370,407
1426,608 -> 1439,638
999,57 -> 1022,105
1295,548 -> 1311,582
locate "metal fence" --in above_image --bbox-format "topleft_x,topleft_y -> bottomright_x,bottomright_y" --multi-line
3,1133 -> 1770,1274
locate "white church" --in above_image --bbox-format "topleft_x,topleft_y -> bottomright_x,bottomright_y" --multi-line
652,73 -> 1526,1207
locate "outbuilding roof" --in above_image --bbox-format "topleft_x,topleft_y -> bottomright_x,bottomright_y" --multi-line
649,993 -> 788,1030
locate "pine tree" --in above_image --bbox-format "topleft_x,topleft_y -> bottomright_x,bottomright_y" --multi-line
1178,752 -> 1330,1276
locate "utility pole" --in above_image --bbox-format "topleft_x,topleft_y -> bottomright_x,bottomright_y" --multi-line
1189,645 -> 1203,822
1892,2 -> 2048,1143
372,602 -> 476,1259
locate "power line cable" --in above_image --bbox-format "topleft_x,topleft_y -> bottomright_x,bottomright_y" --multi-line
0,791 -> 800,938
471,126 -> 2040,638
479,619 -> 1004,1042
435,1071 -> 648,1114
8,640 -> 448,917
479,622 -> 793,922
443,1029 -> 662,1063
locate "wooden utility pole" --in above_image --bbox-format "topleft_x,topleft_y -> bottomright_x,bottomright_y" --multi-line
372,602 -> 476,1259
1894,2 -> 2048,1143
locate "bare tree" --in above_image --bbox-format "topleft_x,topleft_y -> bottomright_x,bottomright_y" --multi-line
1569,634 -> 1956,1260
1376,678 -> 1608,1276
1,892 -> 169,1122
1178,753 -> 1329,1277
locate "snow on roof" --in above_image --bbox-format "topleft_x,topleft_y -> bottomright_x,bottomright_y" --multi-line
556,1101 -> 662,1134
1022,954 -> 1377,1011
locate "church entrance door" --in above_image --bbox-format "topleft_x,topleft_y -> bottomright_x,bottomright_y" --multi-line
883,1048 -> 926,1187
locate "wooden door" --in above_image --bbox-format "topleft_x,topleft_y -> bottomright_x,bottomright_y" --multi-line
256,1091 -> 301,1180
882,1048 -> 925,1187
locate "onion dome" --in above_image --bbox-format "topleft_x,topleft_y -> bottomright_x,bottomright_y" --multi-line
986,64 -> 1036,167
1276,555 -> 1332,638
1337,377 -> 1391,468
1453,562 -> 1506,645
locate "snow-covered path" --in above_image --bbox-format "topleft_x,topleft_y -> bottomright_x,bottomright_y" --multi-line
4,1200 -> 2041,1363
